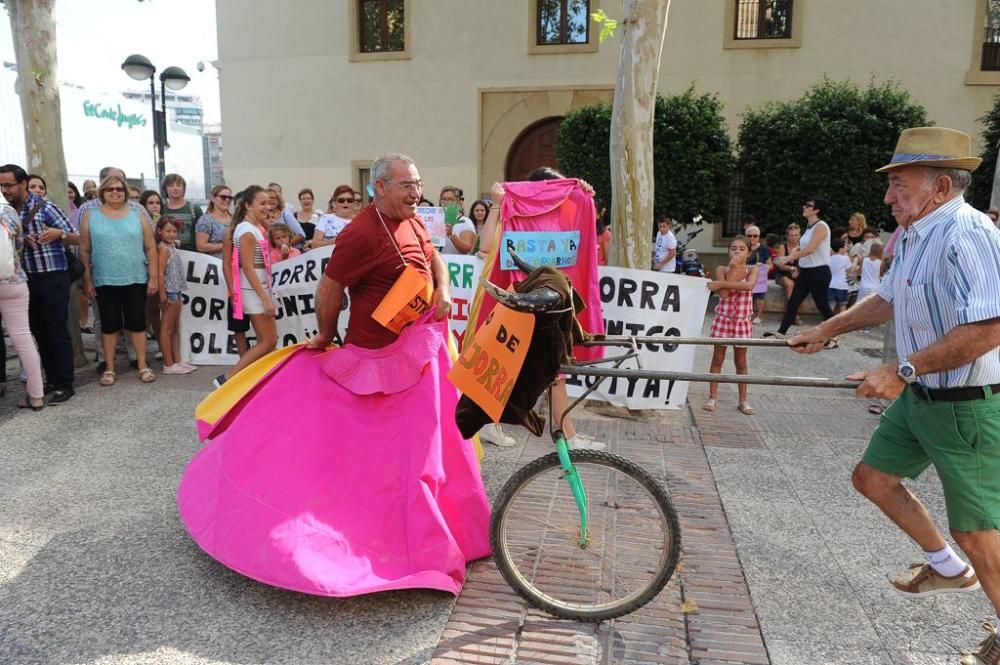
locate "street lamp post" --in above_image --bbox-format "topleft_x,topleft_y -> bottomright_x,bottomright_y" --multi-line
121,54 -> 190,186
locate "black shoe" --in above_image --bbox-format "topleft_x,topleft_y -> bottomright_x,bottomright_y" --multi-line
95,360 -> 106,374
48,389 -> 74,405
80,326 -> 94,334
43,383 -> 56,395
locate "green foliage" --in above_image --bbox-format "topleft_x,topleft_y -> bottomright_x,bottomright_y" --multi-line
971,93 -> 1000,211
591,9 -> 618,43
736,78 -> 928,234
556,87 -> 734,227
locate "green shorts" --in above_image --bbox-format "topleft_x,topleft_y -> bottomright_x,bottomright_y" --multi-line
863,385 -> 1000,532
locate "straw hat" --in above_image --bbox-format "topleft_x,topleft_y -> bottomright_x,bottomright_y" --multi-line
876,127 -> 981,173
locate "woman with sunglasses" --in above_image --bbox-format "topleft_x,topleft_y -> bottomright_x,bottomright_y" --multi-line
195,185 -> 233,258
79,175 -> 159,386
312,185 -> 356,248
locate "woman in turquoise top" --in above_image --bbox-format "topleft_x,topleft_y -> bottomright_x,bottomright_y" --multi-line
80,175 -> 159,387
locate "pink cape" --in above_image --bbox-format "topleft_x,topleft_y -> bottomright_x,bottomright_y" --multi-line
478,178 -> 604,361
177,320 -> 492,596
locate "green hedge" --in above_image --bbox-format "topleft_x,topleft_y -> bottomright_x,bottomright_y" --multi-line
971,93 -> 1000,211
556,87 -> 733,229
736,78 -> 928,235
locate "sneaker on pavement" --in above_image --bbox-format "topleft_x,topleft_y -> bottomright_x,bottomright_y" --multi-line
478,424 -> 517,447
962,622 -> 1000,665
162,364 -> 188,375
570,433 -> 607,451
752,317 -> 762,325
891,563 -> 980,597
179,362 -> 198,372
47,389 -> 74,405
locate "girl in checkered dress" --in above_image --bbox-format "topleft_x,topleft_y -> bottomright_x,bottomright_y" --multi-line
705,236 -> 758,416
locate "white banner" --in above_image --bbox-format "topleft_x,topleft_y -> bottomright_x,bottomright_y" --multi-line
179,249 -> 481,366
565,268 -> 710,410
178,251 -> 709,410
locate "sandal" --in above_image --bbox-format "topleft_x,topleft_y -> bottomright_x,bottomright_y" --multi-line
100,371 -> 116,386
139,367 -> 156,383
868,404 -> 884,415
17,397 -> 44,411
737,402 -> 755,416
823,337 -> 840,350
702,398 -> 717,412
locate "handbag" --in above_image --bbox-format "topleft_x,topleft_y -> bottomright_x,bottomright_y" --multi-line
66,249 -> 85,282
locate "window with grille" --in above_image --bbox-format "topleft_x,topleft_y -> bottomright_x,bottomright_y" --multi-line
733,0 -> 793,40
982,1 -> 1000,71
537,0 -> 591,46
359,0 -> 405,53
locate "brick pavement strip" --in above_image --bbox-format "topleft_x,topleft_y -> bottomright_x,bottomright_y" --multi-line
430,413 -> 770,665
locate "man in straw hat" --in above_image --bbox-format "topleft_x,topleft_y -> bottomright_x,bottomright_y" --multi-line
790,127 -> 1000,664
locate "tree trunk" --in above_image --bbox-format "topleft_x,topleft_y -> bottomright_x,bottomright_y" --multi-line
7,0 -> 69,212
6,0 -> 87,367
991,138 -> 1000,211
610,0 -> 670,269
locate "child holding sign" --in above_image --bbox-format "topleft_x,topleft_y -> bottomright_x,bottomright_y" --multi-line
704,236 -> 758,416
479,167 -> 604,449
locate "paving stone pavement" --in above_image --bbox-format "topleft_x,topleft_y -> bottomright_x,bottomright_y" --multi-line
432,314 -> 997,665
4,315 -> 996,664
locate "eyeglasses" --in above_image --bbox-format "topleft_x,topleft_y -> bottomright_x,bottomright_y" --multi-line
105,187 -> 126,193
353,198 -> 362,203
390,180 -> 423,192
802,203 -> 815,209
746,233 -> 759,237
217,194 -> 233,201
0,182 -> 22,190
335,197 -> 353,204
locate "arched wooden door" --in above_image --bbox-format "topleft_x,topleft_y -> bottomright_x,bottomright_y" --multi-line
505,116 -> 562,182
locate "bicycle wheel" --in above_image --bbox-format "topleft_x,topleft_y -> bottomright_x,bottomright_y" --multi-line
490,450 -> 681,622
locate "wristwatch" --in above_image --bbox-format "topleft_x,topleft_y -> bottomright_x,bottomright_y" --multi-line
60,230 -> 67,240
897,357 -> 917,384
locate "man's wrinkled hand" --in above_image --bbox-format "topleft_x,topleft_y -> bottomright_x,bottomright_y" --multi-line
787,326 -> 828,354
432,289 -> 452,320
853,364 -> 905,400
306,333 -> 333,350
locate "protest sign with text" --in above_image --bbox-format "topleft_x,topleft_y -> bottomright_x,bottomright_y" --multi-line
565,268 -> 710,410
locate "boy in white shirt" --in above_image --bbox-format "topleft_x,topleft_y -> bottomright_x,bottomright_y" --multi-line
827,238 -> 851,314
652,216 -> 677,272
857,240 -> 883,302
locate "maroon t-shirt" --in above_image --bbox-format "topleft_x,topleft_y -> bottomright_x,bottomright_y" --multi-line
324,205 -> 436,349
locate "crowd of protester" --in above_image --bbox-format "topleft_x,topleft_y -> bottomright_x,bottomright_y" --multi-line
4,159 -> 999,418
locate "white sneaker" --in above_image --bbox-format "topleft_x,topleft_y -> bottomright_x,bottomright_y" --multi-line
478,424 -> 518,447
570,433 -> 607,451
752,317 -> 762,325
162,364 -> 188,375
179,362 -> 198,372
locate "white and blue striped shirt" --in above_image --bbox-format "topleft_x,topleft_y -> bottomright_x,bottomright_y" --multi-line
877,196 -> 1000,388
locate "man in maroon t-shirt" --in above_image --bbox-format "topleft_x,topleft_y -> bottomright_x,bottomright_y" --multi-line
308,153 -> 452,349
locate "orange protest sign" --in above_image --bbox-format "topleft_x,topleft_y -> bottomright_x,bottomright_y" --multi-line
372,264 -> 433,334
448,303 -> 535,422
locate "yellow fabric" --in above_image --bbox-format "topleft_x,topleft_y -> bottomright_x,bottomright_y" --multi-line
195,343 -> 311,431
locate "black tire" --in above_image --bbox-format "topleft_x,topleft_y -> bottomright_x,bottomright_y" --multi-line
490,450 -> 681,622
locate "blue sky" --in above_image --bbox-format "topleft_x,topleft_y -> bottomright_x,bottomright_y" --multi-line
0,0 -> 221,123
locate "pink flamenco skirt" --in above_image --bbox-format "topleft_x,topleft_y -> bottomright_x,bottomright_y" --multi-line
177,319 -> 492,597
